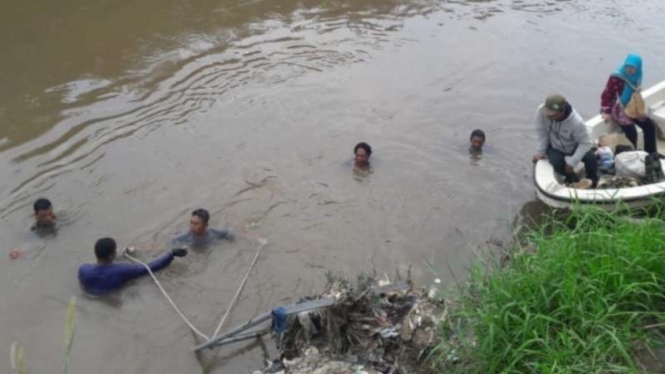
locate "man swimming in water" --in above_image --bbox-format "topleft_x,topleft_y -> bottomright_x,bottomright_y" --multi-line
78,237 -> 188,295
172,209 -> 234,248
353,142 -> 372,173
469,129 -> 486,153
32,198 -> 56,231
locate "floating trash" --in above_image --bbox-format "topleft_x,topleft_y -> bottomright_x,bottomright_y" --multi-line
597,175 -> 641,189
255,273 -> 445,374
9,248 -> 21,260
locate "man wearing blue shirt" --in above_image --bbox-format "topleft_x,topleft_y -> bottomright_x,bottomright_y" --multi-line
172,209 -> 234,248
78,237 -> 188,295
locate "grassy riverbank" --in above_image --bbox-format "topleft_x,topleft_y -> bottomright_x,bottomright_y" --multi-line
435,206 -> 665,373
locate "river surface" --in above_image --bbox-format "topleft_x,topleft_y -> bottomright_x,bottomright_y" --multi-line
1,0 -> 665,372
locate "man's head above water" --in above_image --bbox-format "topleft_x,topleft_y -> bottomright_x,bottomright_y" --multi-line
354,142 -> 372,167
95,237 -> 117,264
469,129 -> 486,152
189,208 -> 210,237
33,198 -> 55,227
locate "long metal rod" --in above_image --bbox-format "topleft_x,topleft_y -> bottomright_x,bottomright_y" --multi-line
211,330 -> 270,347
194,297 -> 336,351
194,311 -> 272,351
211,242 -> 267,338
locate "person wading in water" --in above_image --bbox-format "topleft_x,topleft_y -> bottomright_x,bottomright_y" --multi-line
353,142 -> 373,175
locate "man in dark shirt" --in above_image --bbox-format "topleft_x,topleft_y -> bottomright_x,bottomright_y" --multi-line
78,237 -> 188,295
32,198 -> 56,232
172,209 -> 234,248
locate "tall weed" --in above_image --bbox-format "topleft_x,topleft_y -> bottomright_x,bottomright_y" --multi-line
437,206 -> 665,373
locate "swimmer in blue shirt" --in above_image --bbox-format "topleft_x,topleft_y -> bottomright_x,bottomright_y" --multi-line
78,237 -> 188,295
172,209 -> 235,248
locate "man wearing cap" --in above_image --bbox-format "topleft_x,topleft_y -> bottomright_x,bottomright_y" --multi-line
533,94 -> 598,187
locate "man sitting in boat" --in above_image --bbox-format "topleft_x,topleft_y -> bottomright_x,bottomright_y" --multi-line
533,94 -> 598,188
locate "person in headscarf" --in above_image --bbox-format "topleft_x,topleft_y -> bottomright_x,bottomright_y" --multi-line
600,53 -> 658,154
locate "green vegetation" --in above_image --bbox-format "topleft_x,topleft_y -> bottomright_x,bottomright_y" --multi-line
435,206 -> 665,373
63,296 -> 77,374
9,296 -> 76,374
10,342 -> 26,374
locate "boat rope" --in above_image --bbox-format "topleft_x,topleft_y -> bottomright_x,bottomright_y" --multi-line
124,251 -> 211,341
211,240 -> 267,339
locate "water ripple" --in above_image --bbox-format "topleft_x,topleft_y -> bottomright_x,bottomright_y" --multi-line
0,0 -> 579,214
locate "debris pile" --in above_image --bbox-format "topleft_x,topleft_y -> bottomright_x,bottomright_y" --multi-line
258,274 -> 445,374
596,175 -> 641,189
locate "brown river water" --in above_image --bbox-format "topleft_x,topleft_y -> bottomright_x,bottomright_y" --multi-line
2,0 -> 665,372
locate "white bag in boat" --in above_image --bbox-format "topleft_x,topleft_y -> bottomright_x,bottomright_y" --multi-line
614,151 -> 648,178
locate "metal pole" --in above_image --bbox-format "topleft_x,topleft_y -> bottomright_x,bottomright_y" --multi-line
194,311 -> 272,351
193,297 -> 336,352
210,330 -> 270,347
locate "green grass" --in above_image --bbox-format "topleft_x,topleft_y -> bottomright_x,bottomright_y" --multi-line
9,296 -> 76,374
434,206 -> 665,373
63,296 -> 77,374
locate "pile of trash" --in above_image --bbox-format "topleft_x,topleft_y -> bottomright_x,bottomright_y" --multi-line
594,133 -> 664,186
255,274 -> 445,374
596,175 -> 641,189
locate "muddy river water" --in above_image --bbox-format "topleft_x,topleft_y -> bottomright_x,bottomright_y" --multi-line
1,0 -> 665,372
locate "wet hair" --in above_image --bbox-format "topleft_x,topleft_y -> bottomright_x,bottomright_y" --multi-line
470,129 -> 486,140
33,198 -> 52,214
95,237 -> 117,260
192,208 -> 210,224
354,142 -> 372,157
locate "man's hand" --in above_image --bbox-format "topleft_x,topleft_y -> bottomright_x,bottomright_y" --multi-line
601,113 -> 612,123
239,230 -> 268,246
532,153 -> 546,163
123,247 -> 137,256
564,164 -> 575,174
172,248 -> 188,257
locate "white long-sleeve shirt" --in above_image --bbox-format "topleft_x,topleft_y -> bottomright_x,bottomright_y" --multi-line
535,105 -> 592,167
